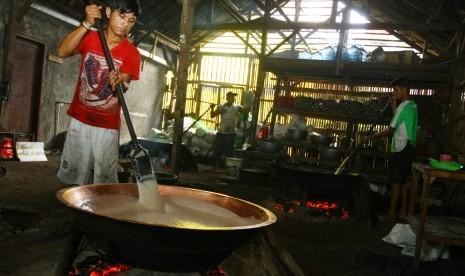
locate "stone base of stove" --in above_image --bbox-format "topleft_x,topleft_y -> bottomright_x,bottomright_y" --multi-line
72,250 -> 202,275
66,229 -> 304,276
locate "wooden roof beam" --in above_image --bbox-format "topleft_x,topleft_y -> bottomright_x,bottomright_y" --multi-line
194,21 -> 465,32
192,30 -> 216,47
266,30 -> 299,57
216,0 -> 270,51
295,7 -> 345,45
232,30 -> 261,55
401,0 -> 448,21
267,0 -> 312,52
214,0 -> 298,55
133,30 -> 179,51
245,0 -> 300,53
251,0 -> 265,11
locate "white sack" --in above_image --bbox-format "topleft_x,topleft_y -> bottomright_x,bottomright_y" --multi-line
382,223 -> 450,262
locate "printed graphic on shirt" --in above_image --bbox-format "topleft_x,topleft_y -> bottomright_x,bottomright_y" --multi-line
80,52 -> 122,111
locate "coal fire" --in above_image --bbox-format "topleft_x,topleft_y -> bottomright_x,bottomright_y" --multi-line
68,254 -> 226,276
68,255 -> 130,276
274,198 -> 350,220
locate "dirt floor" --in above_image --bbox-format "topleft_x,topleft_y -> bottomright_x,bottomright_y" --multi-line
1,153 -> 465,276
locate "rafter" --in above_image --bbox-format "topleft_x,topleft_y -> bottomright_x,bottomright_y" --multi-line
216,0 -> 270,51
266,30 -> 299,57
194,20 -> 464,32
266,0 -> 312,52
251,0 -> 266,11
192,30 -> 217,47
401,0 -> 448,21
232,30 -> 261,55
295,7 -> 345,46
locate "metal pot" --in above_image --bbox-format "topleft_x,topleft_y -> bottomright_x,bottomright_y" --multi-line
155,172 -> 178,185
56,184 -> 276,272
257,141 -> 282,153
310,134 -> 332,146
240,168 -> 270,186
286,129 -> 308,142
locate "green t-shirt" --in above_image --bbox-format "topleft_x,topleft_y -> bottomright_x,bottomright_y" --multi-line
389,100 -> 418,152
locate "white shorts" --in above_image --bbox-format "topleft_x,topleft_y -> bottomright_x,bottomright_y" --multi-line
57,118 -> 119,185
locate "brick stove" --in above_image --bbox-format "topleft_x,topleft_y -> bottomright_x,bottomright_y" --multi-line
271,162 -> 375,225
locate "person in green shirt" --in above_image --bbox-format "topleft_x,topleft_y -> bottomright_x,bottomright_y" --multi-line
362,76 -> 418,223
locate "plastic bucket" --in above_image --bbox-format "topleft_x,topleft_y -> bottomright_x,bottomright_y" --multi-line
224,157 -> 243,180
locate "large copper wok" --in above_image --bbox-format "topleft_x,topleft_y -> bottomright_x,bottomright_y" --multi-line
56,184 -> 277,272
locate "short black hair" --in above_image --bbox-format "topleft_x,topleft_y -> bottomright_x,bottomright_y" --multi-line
390,76 -> 410,88
105,0 -> 141,16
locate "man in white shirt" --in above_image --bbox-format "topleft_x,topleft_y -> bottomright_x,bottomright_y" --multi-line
210,91 -> 250,169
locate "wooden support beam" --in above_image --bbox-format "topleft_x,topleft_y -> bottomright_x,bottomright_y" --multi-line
267,0 -> 312,52
192,30 -> 215,47
241,0 -> 292,53
1,0 -> 34,128
289,0 -> 300,53
170,0 -> 195,175
266,30 -> 298,57
269,77 -> 281,137
249,1 -> 270,144
134,29 -> 179,51
266,0 -> 292,17
330,0 -> 339,23
194,21 -> 465,32
206,0 -> 213,25
2,0 -> 19,82
295,8 -> 344,46
232,31 -> 260,56
216,0 -> 268,52
153,31 -> 179,50
402,0 -> 447,21
251,0 -> 265,11
335,1 -> 350,75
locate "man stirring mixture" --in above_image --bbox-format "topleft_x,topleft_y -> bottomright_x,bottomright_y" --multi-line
362,76 -> 418,223
57,0 -> 141,184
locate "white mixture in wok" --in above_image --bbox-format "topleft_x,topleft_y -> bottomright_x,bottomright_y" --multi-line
80,178 -> 262,229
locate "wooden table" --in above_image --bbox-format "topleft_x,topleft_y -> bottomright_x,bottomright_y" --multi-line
408,162 -> 465,271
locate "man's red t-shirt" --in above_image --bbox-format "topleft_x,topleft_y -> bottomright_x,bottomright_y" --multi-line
67,31 -> 140,129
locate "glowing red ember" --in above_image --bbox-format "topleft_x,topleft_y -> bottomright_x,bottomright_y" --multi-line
0,136 -> 14,159
68,255 -> 130,276
274,198 -> 350,219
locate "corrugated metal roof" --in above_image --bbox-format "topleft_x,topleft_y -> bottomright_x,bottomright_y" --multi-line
39,0 -> 465,62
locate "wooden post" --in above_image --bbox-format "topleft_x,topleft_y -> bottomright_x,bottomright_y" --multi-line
170,0 -> 194,175
335,4 -> 350,74
0,0 -> 18,129
1,0 -> 17,81
269,77 -> 281,136
249,2 -> 269,144
0,0 -> 33,129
